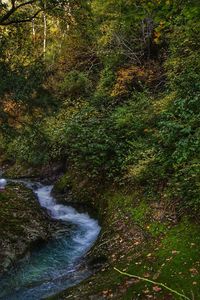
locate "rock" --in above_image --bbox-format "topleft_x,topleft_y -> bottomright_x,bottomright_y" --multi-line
0,183 -> 59,275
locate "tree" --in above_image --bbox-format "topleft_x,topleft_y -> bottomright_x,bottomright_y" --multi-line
0,0 -> 41,25
0,0 -> 73,26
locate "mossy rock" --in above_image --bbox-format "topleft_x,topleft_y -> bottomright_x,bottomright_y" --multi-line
3,162 -> 39,179
0,183 -> 58,274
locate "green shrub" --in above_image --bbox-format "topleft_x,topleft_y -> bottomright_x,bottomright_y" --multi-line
6,126 -> 50,165
154,18 -> 200,213
60,70 -> 92,97
54,173 -> 72,193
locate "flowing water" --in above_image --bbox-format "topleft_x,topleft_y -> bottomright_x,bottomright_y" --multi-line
0,181 -> 101,300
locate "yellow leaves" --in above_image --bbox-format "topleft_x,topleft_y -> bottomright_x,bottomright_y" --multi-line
111,62 -> 163,97
49,26 -> 59,35
2,98 -> 28,129
111,66 -> 145,97
126,156 -> 155,179
153,92 -> 176,114
153,19 -> 166,44
154,30 -> 161,44
98,21 -> 118,47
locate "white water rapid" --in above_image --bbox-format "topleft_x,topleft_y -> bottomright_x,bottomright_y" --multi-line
36,184 -> 100,258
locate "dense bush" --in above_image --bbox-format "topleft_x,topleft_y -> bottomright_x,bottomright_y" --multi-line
6,126 -> 51,165
60,71 -> 92,97
153,16 -> 200,213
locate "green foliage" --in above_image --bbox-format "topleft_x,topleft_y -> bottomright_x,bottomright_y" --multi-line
60,71 -> 92,97
154,14 -> 200,213
6,126 -> 50,165
92,67 -> 116,107
1,0 -> 200,216
58,106 -> 124,181
53,173 -> 72,193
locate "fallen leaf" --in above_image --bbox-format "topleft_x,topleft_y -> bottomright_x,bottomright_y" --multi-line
189,268 -> 198,275
134,241 -> 140,245
143,273 -> 151,278
153,285 -> 162,292
172,250 -> 180,255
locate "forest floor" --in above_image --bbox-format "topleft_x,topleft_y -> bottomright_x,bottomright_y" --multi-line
48,187 -> 200,300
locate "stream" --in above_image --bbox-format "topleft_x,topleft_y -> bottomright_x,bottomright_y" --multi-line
0,181 -> 101,300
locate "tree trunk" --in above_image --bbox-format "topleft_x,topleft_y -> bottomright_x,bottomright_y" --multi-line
43,8 -> 47,58
32,18 -> 36,43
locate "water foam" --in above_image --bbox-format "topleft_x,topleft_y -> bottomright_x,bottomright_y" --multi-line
35,184 -> 100,259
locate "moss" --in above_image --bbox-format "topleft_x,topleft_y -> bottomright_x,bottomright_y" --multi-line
124,219 -> 200,299
147,221 -> 168,237
49,188 -> 200,300
154,219 -> 200,297
130,201 -> 150,225
107,191 -> 149,223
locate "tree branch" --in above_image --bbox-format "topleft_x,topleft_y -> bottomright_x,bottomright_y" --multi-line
0,9 -> 42,26
15,0 -> 35,10
0,0 -> 37,25
0,6 -> 16,24
11,0 -> 16,8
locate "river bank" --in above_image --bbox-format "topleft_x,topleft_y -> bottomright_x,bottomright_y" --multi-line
47,178 -> 200,300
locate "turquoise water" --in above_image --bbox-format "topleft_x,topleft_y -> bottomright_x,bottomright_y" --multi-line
0,182 -> 101,300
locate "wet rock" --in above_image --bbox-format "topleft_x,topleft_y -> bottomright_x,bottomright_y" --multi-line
0,183 -> 59,275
